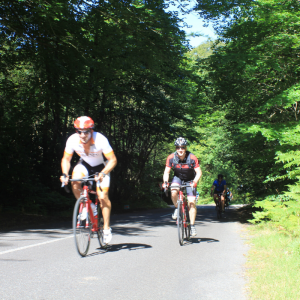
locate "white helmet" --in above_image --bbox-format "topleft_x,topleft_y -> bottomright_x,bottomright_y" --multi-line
174,137 -> 187,147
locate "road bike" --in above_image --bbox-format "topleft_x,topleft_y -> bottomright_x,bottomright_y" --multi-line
62,174 -> 106,257
164,182 -> 192,246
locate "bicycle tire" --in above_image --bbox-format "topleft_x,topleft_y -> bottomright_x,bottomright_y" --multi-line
73,196 -> 91,257
177,202 -> 184,246
184,205 -> 191,240
217,201 -> 222,219
226,198 -> 230,209
97,206 -> 106,248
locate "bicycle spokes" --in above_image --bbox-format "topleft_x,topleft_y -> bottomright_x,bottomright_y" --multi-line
73,197 -> 91,257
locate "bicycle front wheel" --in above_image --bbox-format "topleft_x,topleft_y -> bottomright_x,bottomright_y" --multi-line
185,205 -> 191,241
73,196 -> 91,257
177,203 -> 184,246
217,202 -> 222,219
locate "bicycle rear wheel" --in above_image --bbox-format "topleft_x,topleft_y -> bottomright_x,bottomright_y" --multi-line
225,198 -> 230,209
73,196 -> 91,257
184,205 -> 191,240
96,205 -> 106,248
177,202 -> 184,246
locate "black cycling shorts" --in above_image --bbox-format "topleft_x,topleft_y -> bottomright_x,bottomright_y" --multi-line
171,176 -> 196,197
77,159 -> 105,175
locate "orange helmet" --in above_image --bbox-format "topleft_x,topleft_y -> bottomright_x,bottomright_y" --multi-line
74,116 -> 94,129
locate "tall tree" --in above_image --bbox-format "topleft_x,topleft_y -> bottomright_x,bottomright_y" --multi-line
0,0 -> 199,212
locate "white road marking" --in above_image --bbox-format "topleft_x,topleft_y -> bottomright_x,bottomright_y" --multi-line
0,235 -> 73,256
160,214 -> 172,217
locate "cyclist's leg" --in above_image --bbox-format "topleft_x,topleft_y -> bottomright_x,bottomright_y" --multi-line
71,163 -> 88,199
186,188 -> 197,236
221,194 -> 225,211
170,176 -> 181,208
186,186 -> 197,225
96,174 -> 111,230
213,192 -> 218,206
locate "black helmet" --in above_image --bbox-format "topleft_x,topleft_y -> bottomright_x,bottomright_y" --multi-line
174,137 -> 187,147
218,174 -> 223,179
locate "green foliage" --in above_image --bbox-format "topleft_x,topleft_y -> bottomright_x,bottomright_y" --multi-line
0,0 -> 199,214
192,0 -> 300,226
187,41 -> 214,60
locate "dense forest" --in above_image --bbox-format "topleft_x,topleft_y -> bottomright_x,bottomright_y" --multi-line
1,0 -> 300,233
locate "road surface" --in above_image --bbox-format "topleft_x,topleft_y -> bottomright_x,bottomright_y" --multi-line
0,205 -> 248,300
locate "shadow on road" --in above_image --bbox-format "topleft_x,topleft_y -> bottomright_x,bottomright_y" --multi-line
85,243 -> 152,257
181,237 -> 219,246
193,204 -> 254,225
0,205 -> 253,235
106,243 -> 152,252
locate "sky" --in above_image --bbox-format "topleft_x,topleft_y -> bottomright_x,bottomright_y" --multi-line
165,2 -> 218,48
182,12 -> 218,48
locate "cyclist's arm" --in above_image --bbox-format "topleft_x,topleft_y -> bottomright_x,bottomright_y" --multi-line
211,184 -> 216,195
163,166 -> 171,183
193,166 -> 202,183
101,152 -> 117,175
223,185 -> 227,196
61,152 -> 73,182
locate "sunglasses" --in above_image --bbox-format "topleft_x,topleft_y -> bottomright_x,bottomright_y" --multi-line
176,146 -> 186,150
76,129 -> 91,135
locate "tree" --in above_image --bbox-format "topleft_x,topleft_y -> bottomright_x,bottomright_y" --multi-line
0,0 -> 201,213
193,0 -> 300,233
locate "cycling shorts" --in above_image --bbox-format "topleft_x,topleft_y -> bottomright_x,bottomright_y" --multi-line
171,176 -> 196,199
214,190 -> 224,195
72,160 -> 110,190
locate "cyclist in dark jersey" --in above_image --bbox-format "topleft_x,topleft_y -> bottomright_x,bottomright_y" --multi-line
211,174 -> 227,212
225,188 -> 233,206
162,137 -> 202,236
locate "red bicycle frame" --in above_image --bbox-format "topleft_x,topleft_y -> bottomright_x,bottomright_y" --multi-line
77,185 -> 100,232
178,190 -> 189,228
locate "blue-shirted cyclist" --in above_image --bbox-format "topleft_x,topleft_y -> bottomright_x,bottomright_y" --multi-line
211,174 -> 227,212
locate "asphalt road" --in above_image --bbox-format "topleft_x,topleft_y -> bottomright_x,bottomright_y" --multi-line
0,205 -> 248,300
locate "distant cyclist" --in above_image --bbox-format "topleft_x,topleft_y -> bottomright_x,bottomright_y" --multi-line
211,174 -> 227,212
60,116 -> 117,244
225,188 -> 233,206
162,137 -> 202,236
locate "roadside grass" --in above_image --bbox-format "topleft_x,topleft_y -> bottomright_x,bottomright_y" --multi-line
247,223 -> 300,299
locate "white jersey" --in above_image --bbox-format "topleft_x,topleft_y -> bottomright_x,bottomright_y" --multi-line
64,132 -> 113,167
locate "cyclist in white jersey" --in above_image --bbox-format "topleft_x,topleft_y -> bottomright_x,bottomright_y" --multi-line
60,116 -> 117,244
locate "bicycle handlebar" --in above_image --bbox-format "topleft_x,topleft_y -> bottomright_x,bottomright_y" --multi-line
68,177 -> 97,182
61,173 -> 102,192
163,181 -> 195,195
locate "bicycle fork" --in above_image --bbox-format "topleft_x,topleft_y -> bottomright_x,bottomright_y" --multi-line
76,198 -> 90,229
177,193 -> 188,228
